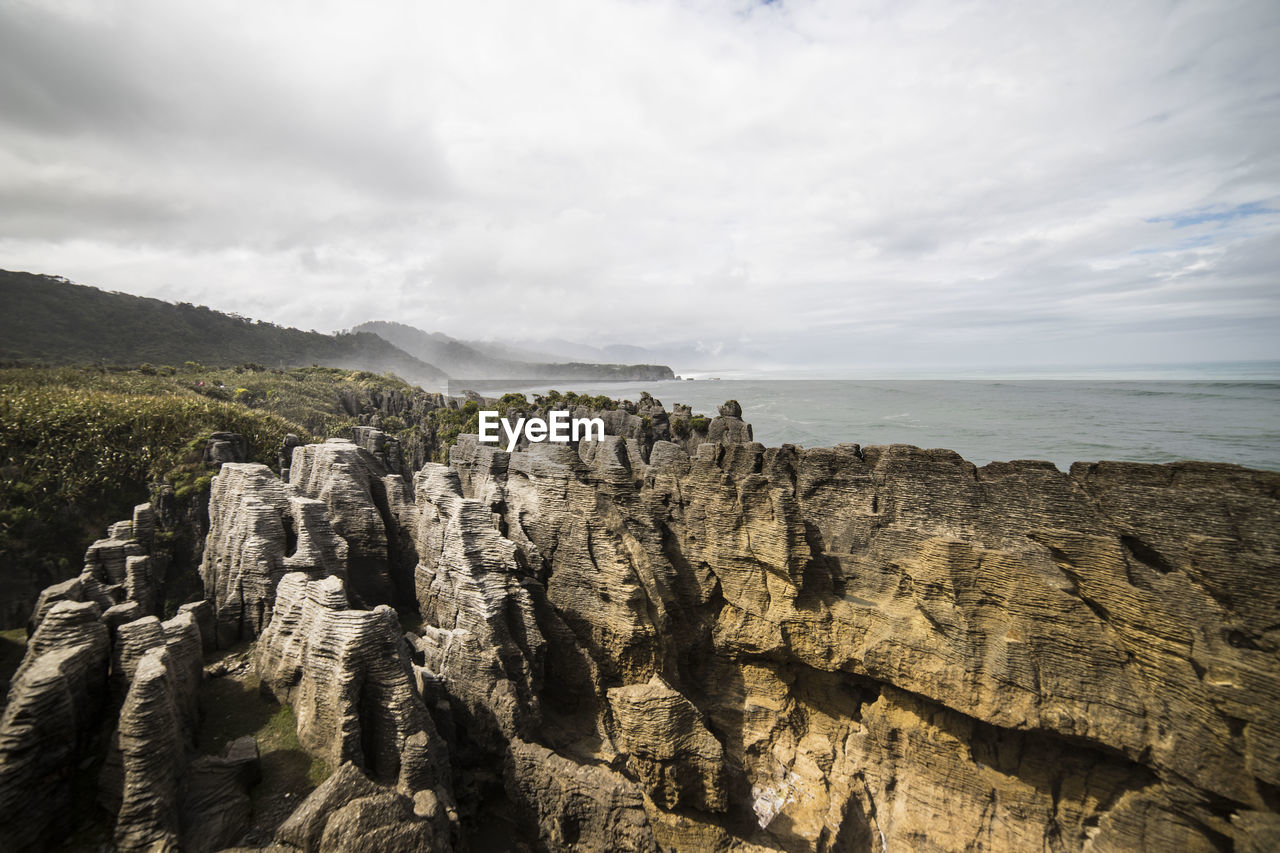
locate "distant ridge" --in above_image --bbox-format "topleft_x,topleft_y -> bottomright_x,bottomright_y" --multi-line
0,270 -> 447,384
353,320 -> 675,381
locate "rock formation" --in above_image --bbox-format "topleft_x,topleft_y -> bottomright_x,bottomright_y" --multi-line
0,601 -> 109,851
276,761 -> 443,852
204,431 -> 249,465
254,572 -> 455,826
0,502 -> 253,851
504,738 -> 659,852
6,397 -> 1278,851
607,675 -> 728,813
200,462 -> 348,646
287,438 -> 418,610
412,404 -> 1280,851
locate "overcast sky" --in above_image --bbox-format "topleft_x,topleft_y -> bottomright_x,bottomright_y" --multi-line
2,0 -> 1278,372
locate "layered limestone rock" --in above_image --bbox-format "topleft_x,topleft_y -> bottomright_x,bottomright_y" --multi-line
109,631 -> 253,853
181,736 -> 262,853
288,439 -> 417,610
504,738 -> 660,853
607,676 -> 727,813
200,462 -> 347,645
410,462 -> 547,747
204,431 -> 249,465
19,394 -> 1262,852
113,646 -> 188,851
424,409 -> 1280,852
3,502 -> 232,851
275,761 -> 442,853
254,572 -> 453,815
55,502 -> 166,621
354,425 -> 406,475
0,602 -> 109,851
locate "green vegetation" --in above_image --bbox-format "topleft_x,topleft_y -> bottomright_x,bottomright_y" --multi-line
0,270 -> 445,384
420,392 -> 534,462
535,390 -> 619,411
0,363 -> 436,601
689,414 -> 710,432
198,656 -> 331,822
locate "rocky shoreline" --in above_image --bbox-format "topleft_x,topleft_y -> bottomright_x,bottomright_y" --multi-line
2,397 -> 1277,851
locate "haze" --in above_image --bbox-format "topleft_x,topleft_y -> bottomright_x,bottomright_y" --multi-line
1,0 -> 1277,374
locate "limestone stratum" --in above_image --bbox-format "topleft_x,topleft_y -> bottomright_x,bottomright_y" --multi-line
1,389 -> 1277,852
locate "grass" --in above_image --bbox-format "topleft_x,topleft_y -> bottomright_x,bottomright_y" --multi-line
199,664 -> 330,789
198,648 -> 331,841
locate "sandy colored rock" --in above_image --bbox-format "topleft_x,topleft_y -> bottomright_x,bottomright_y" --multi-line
607,676 -> 727,812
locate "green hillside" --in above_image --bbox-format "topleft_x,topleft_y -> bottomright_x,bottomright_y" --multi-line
0,270 -> 446,384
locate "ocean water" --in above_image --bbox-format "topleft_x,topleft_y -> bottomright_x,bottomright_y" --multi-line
499,379 -> 1280,472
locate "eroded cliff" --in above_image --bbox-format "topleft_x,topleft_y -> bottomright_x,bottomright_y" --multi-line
3,399 -> 1277,852
197,405 -> 1280,850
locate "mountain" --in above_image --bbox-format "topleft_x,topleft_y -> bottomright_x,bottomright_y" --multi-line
0,270 -> 446,384
353,321 -> 675,380
493,335 -> 775,372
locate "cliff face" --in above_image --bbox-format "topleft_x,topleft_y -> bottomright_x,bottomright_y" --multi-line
421,433 -> 1279,851
0,502 -> 260,853
10,405 -> 1276,851
204,413 -> 1280,850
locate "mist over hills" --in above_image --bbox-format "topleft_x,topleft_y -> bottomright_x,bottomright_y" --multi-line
352,321 -> 675,381
1,271 -> 674,385
496,336 -> 774,374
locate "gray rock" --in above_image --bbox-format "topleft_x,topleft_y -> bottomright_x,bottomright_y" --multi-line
13,599 -> 106,687
412,465 -> 546,748
25,576 -> 84,636
200,463 -> 292,645
85,531 -> 146,586
179,736 -> 261,853
177,599 -> 217,653
288,440 -> 416,610
317,791 -> 439,853
279,432 -> 304,481
102,601 -> 145,638
0,636 -> 109,851
204,432 -> 249,465
255,574 -> 451,797
717,399 -> 742,419
110,616 -> 167,702
274,762 -> 386,852
354,426 -> 405,475
504,738 -> 658,853
201,464 -> 349,645
607,676 -> 727,812
132,502 -> 157,550
113,647 -> 186,852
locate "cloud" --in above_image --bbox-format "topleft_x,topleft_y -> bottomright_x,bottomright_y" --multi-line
1,0 -> 1278,371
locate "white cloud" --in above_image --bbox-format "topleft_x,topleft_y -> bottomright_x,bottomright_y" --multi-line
1,0 -> 1278,371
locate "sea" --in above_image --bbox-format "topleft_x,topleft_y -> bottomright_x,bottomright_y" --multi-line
483,366 -> 1280,472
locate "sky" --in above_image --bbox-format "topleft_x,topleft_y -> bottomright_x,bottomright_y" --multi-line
1,0 -> 1278,373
